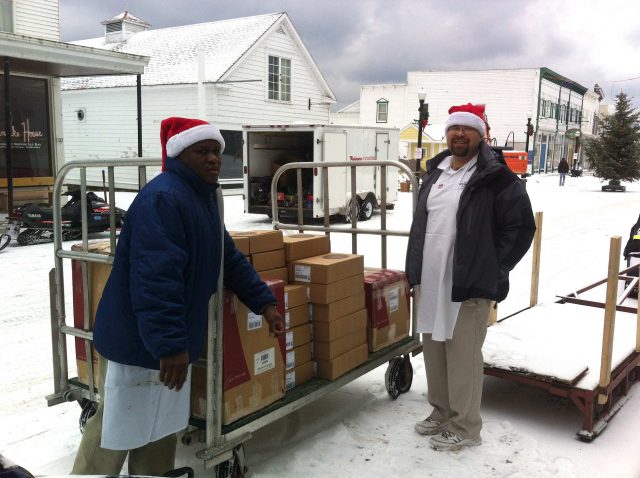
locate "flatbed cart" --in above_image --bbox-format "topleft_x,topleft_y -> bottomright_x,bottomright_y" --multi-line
483,235 -> 640,441
46,158 -> 423,474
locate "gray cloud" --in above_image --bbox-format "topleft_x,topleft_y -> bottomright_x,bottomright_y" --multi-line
59,0 -> 640,109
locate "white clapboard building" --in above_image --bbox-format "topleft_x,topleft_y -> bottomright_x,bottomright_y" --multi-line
332,68 -> 602,173
0,0 -> 147,211
61,11 -> 335,186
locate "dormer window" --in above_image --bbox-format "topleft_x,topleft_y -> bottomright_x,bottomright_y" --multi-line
376,98 -> 389,123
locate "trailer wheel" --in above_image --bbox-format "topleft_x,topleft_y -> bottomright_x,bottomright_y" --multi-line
343,198 -> 361,223
385,355 -> 413,399
359,196 -> 374,221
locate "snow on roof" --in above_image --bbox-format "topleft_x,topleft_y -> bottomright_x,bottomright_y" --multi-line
62,12 -> 283,90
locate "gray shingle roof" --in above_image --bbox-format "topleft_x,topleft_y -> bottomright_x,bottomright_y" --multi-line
62,12 -> 283,90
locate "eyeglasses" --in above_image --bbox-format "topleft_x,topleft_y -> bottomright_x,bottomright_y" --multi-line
447,125 -> 478,135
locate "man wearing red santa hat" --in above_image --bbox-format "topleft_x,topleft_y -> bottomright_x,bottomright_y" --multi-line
72,117 -> 284,474
405,104 -> 535,451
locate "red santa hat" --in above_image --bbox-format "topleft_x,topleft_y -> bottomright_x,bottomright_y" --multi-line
160,117 -> 225,170
444,103 -> 487,138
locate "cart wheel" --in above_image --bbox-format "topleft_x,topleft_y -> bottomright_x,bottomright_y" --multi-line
398,355 -> 413,394
78,399 -> 97,434
385,355 -> 413,399
163,466 -> 195,478
215,444 -> 247,478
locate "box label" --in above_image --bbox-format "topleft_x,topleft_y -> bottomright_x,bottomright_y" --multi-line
284,292 -> 289,309
247,312 -> 262,331
285,311 -> 290,329
285,371 -> 296,391
286,350 -> 295,369
389,287 -> 399,313
254,347 -> 275,375
295,265 -> 312,282
286,330 -> 294,350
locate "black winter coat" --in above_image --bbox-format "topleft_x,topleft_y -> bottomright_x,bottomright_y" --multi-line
405,142 -> 536,302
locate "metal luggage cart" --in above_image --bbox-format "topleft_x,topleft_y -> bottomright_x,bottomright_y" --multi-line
46,158 -> 422,473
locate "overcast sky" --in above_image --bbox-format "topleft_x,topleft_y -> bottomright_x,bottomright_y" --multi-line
59,0 -> 640,111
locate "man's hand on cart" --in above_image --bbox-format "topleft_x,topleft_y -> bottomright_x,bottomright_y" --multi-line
263,304 -> 285,336
159,350 -> 190,391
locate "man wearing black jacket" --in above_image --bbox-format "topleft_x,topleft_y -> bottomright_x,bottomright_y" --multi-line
405,103 -> 535,451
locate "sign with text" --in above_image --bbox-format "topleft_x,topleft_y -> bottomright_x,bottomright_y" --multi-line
414,148 -> 423,160
0,76 -> 52,178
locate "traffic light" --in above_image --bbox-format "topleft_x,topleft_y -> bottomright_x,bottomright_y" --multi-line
527,123 -> 534,136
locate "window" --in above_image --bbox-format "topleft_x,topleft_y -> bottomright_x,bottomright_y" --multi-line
0,0 -> 13,33
376,99 -> 388,123
268,55 -> 291,102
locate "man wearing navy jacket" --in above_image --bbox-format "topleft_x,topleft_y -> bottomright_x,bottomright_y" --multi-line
72,117 -> 284,474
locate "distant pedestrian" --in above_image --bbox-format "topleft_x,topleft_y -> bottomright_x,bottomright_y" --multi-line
558,157 -> 569,186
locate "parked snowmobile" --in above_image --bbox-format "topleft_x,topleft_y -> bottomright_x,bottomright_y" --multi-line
7,190 -> 126,246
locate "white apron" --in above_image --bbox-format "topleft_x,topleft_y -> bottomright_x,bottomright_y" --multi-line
101,360 -> 191,450
416,155 -> 477,341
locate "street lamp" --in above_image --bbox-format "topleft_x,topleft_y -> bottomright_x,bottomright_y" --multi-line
416,87 -> 429,182
525,112 -> 533,175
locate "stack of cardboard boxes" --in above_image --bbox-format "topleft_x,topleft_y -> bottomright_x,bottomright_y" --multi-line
281,234 -> 331,389
290,252 -> 368,380
230,230 -> 287,283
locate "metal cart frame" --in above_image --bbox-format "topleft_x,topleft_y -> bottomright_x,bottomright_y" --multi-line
46,158 -> 422,472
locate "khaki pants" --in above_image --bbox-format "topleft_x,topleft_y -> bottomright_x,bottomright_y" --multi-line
421,298 -> 490,439
71,354 -> 177,475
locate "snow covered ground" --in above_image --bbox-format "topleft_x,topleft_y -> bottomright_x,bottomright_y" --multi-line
2,172 -> 640,477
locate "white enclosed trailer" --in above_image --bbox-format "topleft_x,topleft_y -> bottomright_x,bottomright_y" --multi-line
243,124 -> 400,221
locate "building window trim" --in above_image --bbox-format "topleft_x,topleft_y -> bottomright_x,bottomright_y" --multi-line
376,98 -> 388,123
267,54 -> 291,103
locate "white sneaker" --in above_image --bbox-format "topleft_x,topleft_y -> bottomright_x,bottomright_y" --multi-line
429,430 -> 482,451
414,417 -> 447,435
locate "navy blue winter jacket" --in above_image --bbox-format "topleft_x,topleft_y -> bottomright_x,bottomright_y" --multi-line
93,156 -> 276,369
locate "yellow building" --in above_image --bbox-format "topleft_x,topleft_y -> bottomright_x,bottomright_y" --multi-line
399,123 -> 447,171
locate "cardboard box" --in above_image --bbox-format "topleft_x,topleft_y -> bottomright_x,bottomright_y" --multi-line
285,360 -> 316,390
283,233 -> 331,262
285,342 -> 313,370
316,343 -> 368,380
313,308 -> 367,342
258,267 -> 288,284
284,284 -> 308,310
290,253 -> 364,284
364,268 -> 411,352
314,328 -> 367,361
71,241 -> 112,385
231,235 -> 250,256
191,280 -> 286,425
302,273 -> 364,305
252,249 -> 285,272
285,323 -> 312,351
285,304 -> 309,330
230,230 -> 283,254
311,293 -> 365,323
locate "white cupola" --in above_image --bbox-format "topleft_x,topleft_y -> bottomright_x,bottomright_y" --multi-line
102,11 -> 150,44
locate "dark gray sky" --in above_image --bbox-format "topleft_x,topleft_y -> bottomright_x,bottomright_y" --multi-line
59,0 -> 640,110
